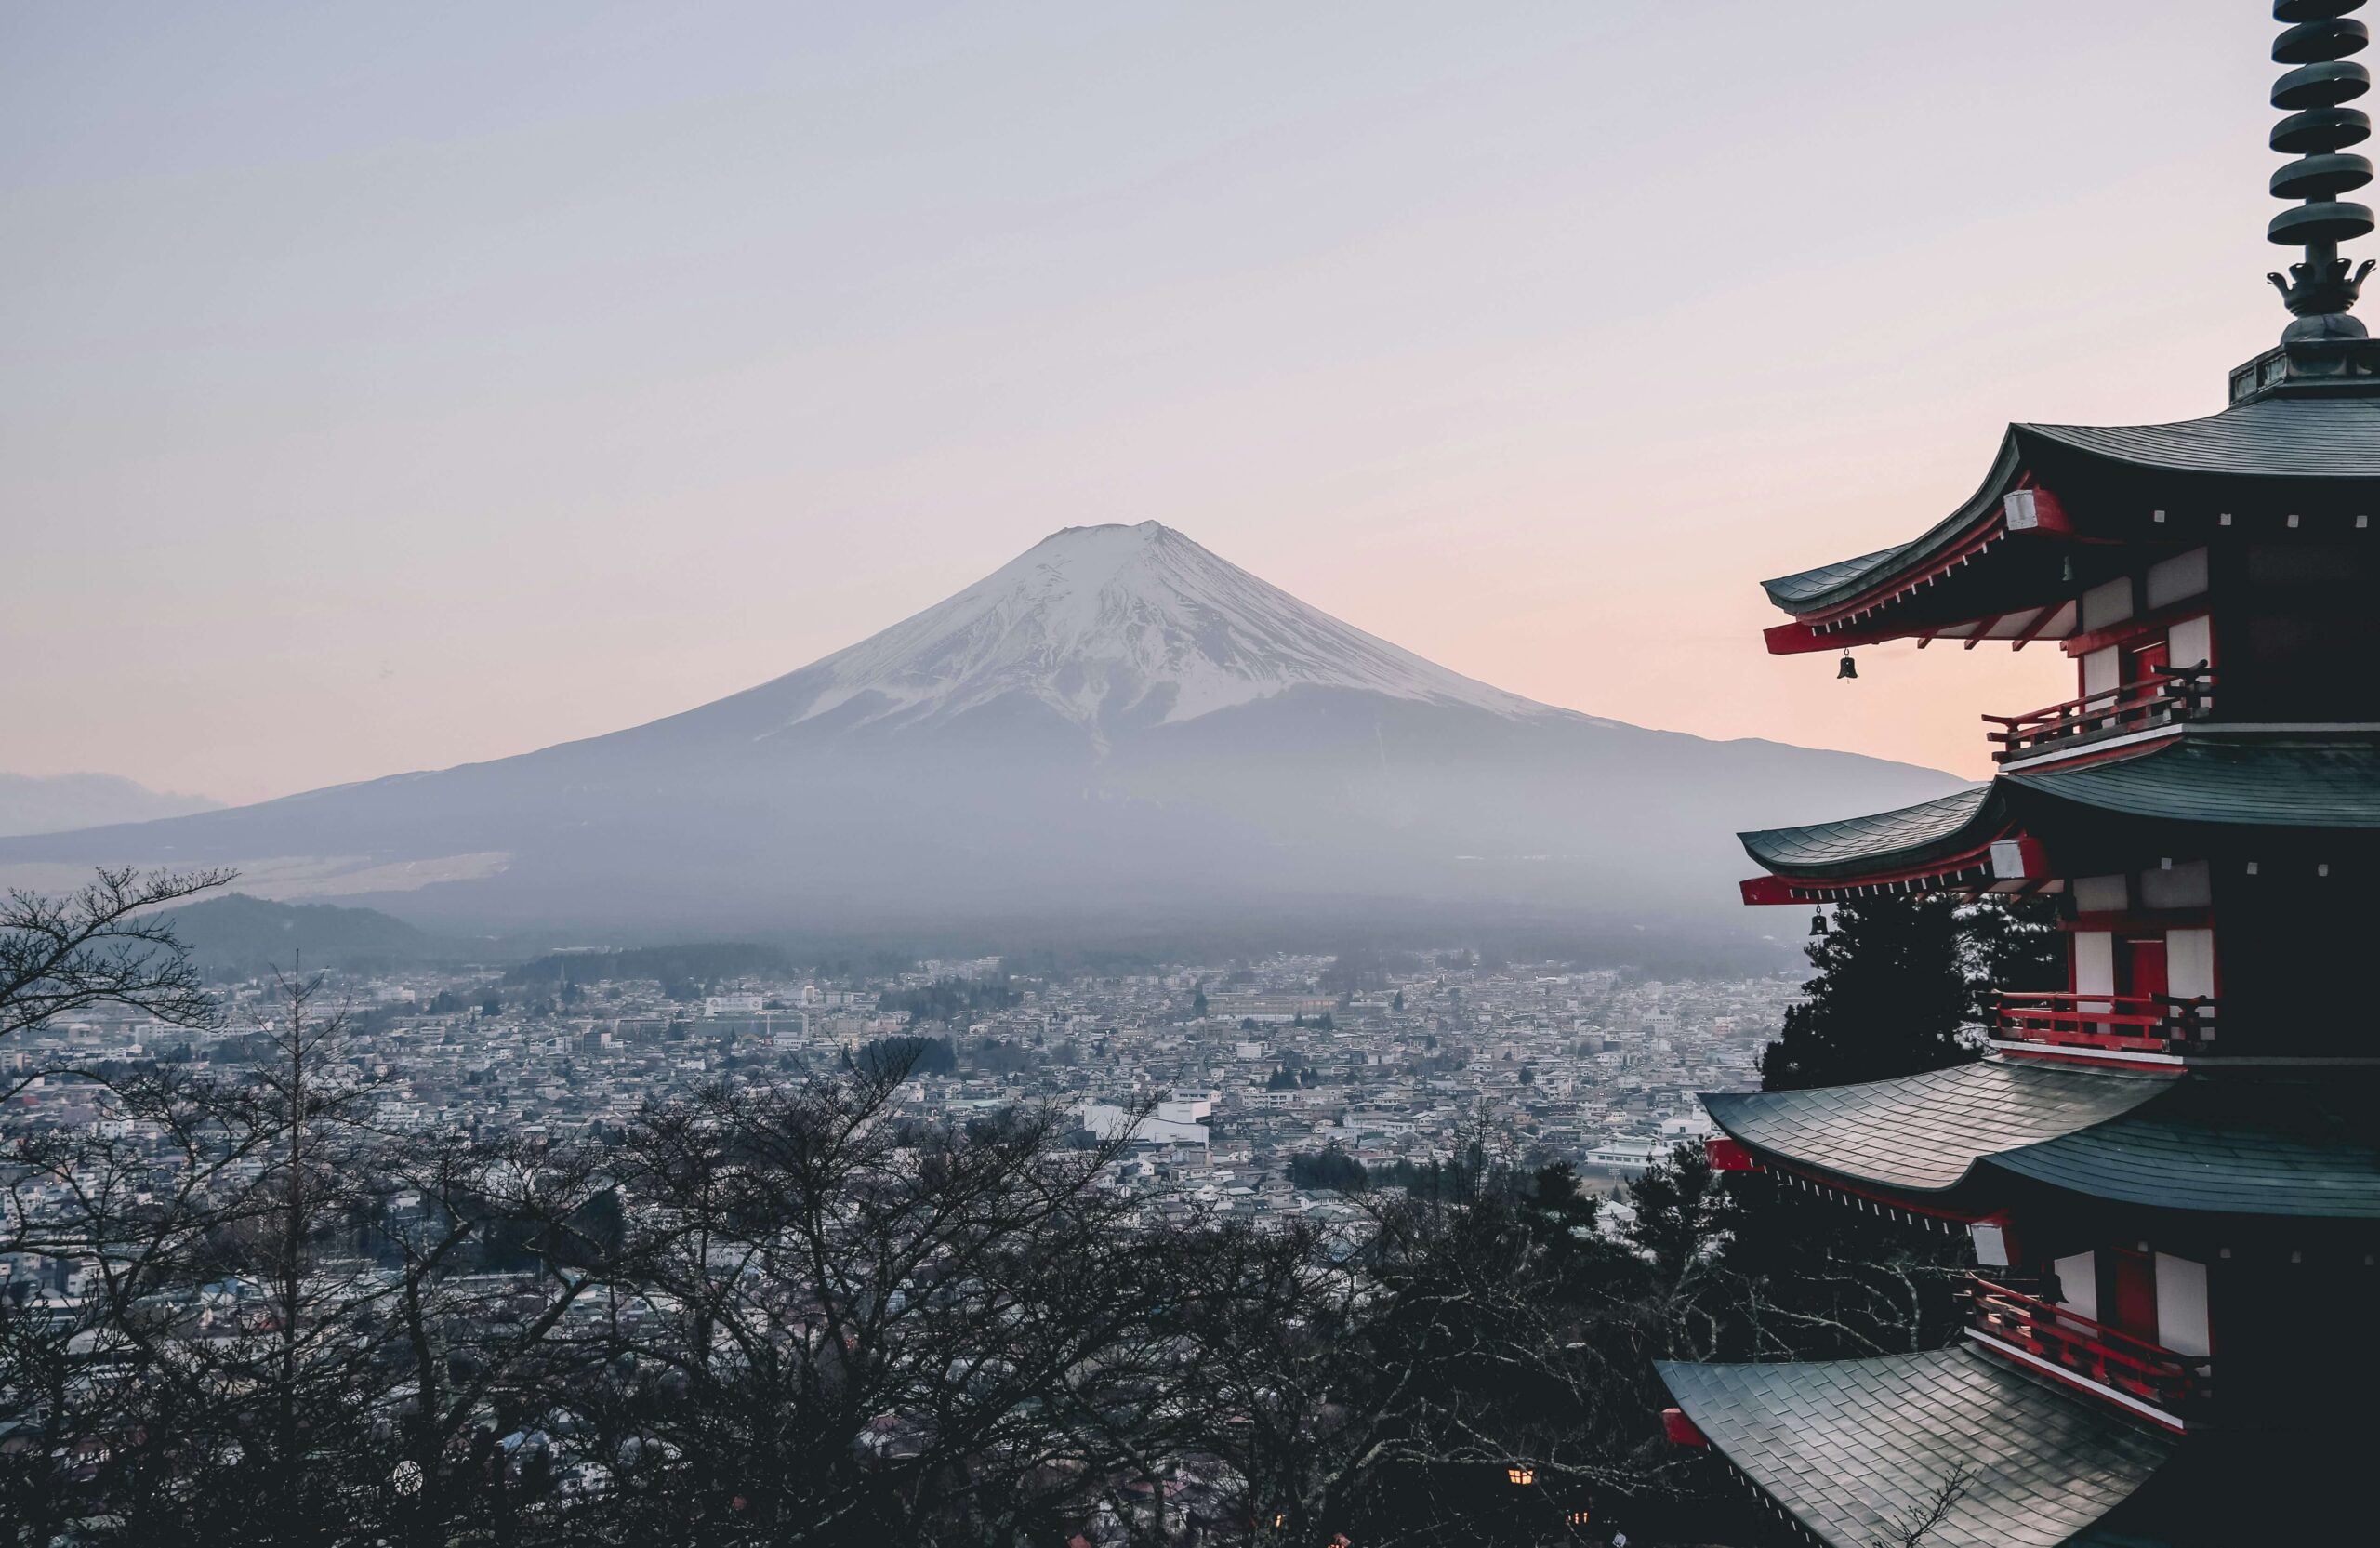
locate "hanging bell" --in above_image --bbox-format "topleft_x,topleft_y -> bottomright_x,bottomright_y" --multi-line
1809,907 -> 1830,936
1836,651 -> 1858,681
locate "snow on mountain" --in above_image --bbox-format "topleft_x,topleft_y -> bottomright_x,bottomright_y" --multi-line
771,522 -> 1578,740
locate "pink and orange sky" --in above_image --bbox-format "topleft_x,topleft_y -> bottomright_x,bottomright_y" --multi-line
2,2 -> 2297,804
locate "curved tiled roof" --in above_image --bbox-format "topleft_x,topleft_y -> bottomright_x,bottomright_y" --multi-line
2009,738 -> 2380,827
1701,1061 -> 2171,1194
1739,786 -> 1996,879
1761,543 -> 1914,609
1656,1346 -> 2175,1548
1742,739 -> 2380,886
1694,1062 -> 2179,1195
1988,1076 -> 2380,1218
1759,435 -> 2022,615
2017,396 -> 2380,480
1761,395 -> 2380,620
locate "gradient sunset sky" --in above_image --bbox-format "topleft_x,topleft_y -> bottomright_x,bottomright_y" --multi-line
3,2 -> 2305,805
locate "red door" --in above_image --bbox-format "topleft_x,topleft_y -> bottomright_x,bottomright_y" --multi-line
2109,936 -> 2166,1039
2104,1250 -> 2160,1345
2128,638 -> 2172,724
2122,936 -> 2167,1000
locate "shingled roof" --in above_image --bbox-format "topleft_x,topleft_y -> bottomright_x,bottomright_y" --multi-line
1739,738 -> 2380,886
2018,396 -> 2380,481
1760,395 -> 2380,621
1990,1075 -> 2380,1218
1739,786 -> 1997,879
1700,1062 -> 2172,1194
2007,738 -> 2380,827
1656,1346 -> 2176,1548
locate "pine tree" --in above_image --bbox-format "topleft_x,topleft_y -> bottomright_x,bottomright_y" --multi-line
1758,897 -> 1974,1092
1957,893 -> 2065,1017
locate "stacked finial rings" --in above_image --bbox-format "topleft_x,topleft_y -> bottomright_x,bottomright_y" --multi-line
2271,0 -> 2375,246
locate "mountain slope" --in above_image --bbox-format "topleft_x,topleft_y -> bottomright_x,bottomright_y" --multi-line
0,523 -> 1964,947
0,772 -> 221,837
154,893 -> 461,974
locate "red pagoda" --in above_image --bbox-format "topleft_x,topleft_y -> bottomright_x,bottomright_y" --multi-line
1653,6 -> 2380,1544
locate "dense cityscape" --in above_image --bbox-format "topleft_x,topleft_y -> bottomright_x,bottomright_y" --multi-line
2,877 -> 1886,1546
6,946 -> 1778,1264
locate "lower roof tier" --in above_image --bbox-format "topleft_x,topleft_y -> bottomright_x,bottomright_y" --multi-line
1703,1061 -> 2169,1197
1702,1062 -> 2380,1219
1738,735 -> 2380,896
1656,1345 -> 2175,1548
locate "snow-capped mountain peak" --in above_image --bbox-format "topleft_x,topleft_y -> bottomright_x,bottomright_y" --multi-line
776,521 -> 1566,735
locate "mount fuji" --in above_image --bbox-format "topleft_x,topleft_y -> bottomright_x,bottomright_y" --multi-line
0,523 -> 1963,952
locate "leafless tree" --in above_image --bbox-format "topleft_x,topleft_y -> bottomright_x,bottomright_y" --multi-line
536,1058 -> 1197,1545
0,959 -> 1964,1548
0,957 -> 616,1547
0,866 -> 232,1041
1868,1462 -> 1975,1548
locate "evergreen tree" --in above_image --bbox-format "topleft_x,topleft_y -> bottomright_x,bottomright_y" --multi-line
1758,897 -> 1973,1091
1958,893 -> 2065,1017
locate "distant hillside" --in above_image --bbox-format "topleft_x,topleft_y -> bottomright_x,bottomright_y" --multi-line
155,893 -> 462,974
503,943 -> 793,987
0,772 -> 221,836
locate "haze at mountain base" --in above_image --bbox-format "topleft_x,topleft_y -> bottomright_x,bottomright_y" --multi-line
0,772 -> 221,837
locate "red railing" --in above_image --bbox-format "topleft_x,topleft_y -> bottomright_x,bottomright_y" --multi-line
1984,667 -> 2215,763
1991,991 -> 2215,1055
1967,1278 -> 2208,1420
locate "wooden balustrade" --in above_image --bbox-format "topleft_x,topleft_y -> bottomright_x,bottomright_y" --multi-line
1983,667 -> 2215,762
1991,991 -> 2215,1055
1968,1277 -> 2208,1419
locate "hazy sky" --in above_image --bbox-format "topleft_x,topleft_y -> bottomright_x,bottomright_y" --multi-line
3,2 -> 2300,804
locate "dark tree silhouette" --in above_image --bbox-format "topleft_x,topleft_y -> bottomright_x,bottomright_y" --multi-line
0,866 -> 232,1041
1759,898 -> 1975,1092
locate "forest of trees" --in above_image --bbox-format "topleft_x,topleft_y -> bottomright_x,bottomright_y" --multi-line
0,870 -> 2011,1546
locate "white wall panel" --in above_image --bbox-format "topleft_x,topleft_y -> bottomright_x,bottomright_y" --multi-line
2055,1251 -> 2098,1321
2146,549 -> 2210,610
2154,1253 -> 2210,1357
2168,929 -> 2216,1000
2073,933 -> 2115,1006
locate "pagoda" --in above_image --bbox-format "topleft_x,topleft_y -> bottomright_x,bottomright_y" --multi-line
1652,6 -> 2380,1545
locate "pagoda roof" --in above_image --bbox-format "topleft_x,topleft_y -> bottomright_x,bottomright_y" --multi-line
1740,786 -> 1998,880
1760,433 -> 2024,617
1758,395 -> 2380,648
1739,737 -> 2380,890
1655,1345 -> 2175,1548
1701,1062 -> 2170,1196
2018,395 -> 2380,481
2007,736 -> 2380,827
1708,1065 -> 2380,1219
1991,1075 -> 2380,1219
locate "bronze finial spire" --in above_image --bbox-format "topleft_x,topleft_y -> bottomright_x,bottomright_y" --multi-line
2267,0 -> 2376,339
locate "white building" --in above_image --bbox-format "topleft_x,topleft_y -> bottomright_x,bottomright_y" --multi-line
1077,1103 -> 1211,1148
